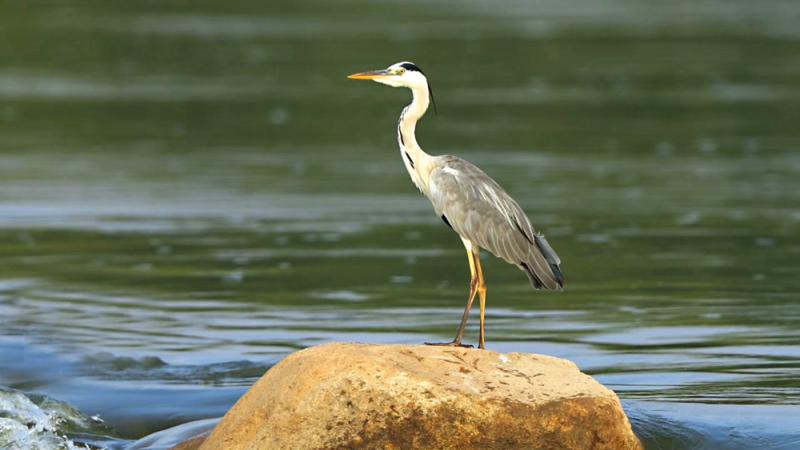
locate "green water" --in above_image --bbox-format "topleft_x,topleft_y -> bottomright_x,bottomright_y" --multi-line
1,1 -> 799,448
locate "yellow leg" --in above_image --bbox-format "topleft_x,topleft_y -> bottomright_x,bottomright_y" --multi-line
451,249 -> 479,344
474,249 -> 487,349
425,240 -> 479,347
466,243 -> 477,280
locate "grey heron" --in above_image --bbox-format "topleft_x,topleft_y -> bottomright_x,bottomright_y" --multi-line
348,62 -> 564,349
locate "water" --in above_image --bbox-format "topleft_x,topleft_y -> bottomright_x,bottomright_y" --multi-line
1,1 -> 799,448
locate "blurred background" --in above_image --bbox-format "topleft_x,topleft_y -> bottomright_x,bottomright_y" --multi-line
1,1 -> 799,449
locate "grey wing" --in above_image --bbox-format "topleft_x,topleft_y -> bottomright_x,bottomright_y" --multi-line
428,156 -> 564,290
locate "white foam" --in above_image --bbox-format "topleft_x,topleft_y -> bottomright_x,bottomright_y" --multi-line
0,389 -> 92,450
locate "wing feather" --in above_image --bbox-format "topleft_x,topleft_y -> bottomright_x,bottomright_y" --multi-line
428,156 -> 564,290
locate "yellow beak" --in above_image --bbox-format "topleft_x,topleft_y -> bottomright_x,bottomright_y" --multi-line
347,69 -> 390,80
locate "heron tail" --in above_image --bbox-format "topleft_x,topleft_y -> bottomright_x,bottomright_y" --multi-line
520,234 -> 564,290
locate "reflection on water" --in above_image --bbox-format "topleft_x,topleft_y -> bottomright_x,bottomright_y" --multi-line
1,0 -> 799,449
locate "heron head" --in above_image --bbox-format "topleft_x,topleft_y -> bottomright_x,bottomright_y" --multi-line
348,61 -> 428,89
348,61 -> 437,114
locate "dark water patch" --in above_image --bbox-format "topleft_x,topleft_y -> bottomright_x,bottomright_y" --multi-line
81,353 -> 272,386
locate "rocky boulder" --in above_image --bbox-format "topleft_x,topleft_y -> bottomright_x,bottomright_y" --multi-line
192,343 -> 641,450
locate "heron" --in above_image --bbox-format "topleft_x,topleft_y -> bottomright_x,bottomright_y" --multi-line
348,61 -> 564,349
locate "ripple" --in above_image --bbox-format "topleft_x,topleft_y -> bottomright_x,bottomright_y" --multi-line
582,326 -> 756,346
628,401 -> 800,450
0,73 -> 265,101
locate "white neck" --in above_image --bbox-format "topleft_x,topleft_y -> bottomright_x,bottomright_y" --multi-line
399,85 -> 429,148
397,84 -> 434,193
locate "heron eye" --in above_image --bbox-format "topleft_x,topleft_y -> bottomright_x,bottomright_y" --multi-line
397,68 -> 406,75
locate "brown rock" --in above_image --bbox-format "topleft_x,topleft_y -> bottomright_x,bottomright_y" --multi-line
170,433 -> 208,450
197,343 -> 641,450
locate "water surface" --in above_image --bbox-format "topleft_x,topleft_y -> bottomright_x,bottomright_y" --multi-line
1,1 -> 799,449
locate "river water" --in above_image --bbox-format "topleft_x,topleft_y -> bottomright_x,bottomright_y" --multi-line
1,1 -> 799,449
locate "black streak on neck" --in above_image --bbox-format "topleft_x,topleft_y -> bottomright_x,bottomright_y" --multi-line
404,151 -> 415,169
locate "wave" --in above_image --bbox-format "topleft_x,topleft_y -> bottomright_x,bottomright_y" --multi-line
0,387 -> 119,450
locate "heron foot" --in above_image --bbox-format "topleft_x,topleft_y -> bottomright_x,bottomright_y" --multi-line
424,340 -> 474,348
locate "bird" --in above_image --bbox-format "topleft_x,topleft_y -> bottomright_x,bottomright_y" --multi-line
348,61 -> 564,349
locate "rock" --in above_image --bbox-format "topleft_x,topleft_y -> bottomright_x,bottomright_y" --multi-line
195,343 -> 641,450
171,434 -> 207,450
